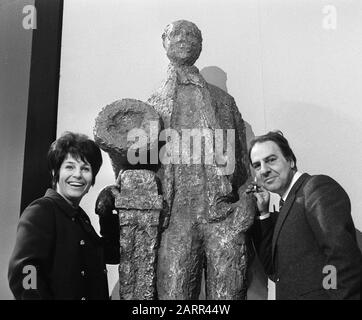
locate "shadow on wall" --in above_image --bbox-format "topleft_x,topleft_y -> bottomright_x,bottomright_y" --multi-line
201,66 -> 228,92
201,65 -> 267,300
200,66 -> 256,147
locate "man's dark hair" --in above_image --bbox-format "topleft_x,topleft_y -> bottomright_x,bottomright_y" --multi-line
47,132 -> 102,188
248,130 -> 297,169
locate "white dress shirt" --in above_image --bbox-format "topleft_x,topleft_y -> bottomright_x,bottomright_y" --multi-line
281,171 -> 303,202
257,171 -> 303,220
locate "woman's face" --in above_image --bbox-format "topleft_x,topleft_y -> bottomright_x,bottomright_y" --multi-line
56,153 -> 93,207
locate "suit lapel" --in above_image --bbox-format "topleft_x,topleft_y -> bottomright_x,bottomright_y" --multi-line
271,173 -> 310,265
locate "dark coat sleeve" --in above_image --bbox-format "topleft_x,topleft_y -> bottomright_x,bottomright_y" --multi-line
99,214 -> 120,264
304,175 -> 362,300
95,185 -> 120,265
8,199 -> 55,299
250,214 -> 278,277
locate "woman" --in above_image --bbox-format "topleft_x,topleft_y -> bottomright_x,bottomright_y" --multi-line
8,132 -> 119,300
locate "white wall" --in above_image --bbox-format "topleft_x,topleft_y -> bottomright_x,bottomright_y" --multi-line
258,0 -> 362,232
58,0 -> 362,299
0,0 -> 34,299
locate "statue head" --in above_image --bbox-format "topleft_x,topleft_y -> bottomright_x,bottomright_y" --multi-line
162,20 -> 202,66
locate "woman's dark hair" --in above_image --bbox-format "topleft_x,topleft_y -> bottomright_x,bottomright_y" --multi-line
248,130 -> 297,170
47,132 -> 102,188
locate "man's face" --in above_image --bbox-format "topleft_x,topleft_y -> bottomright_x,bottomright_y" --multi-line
250,141 -> 295,196
163,21 -> 202,66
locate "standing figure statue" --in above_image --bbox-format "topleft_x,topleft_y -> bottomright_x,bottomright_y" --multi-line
148,20 -> 255,300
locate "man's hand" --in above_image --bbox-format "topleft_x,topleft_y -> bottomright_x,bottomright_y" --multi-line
245,181 -> 270,214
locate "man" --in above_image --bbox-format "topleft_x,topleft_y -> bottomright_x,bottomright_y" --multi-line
147,20 -> 255,299
248,130 -> 362,299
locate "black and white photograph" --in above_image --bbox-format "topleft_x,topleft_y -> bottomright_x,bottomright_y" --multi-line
1,0 -> 362,305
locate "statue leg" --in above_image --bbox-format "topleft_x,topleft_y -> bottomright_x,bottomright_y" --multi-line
133,212 -> 160,300
118,220 -> 136,300
204,224 -> 248,300
157,220 -> 204,299
118,210 -> 159,300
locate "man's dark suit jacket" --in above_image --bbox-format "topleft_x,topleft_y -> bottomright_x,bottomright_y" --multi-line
252,173 -> 362,299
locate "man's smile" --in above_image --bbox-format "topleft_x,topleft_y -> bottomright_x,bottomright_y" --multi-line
264,176 -> 277,184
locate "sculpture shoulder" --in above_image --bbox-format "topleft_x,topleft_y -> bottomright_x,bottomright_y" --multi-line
207,82 -> 236,106
147,89 -> 163,106
147,79 -> 172,106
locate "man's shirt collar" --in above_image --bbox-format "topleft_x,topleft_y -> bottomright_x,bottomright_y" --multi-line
282,171 -> 303,201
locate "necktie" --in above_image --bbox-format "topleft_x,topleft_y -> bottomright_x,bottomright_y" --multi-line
279,198 -> 285,212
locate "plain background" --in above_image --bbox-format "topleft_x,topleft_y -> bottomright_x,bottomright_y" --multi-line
0,0 -> 34,300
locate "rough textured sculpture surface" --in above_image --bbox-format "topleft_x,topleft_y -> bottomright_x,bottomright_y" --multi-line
94,99 -> 161,176
116,170 -> 163,300
147,20 -> 255,300
94,21 -> 255,300
94,99 -> 163,300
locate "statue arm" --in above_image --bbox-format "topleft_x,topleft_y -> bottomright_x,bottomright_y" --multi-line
207,95 -> 251,224
230,98 -> 250,189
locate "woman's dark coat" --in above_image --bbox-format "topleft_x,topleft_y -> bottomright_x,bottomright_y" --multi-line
8,189 -> 119,300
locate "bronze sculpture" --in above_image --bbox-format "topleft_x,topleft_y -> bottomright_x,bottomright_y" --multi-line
94,20 -> 255,300
148,20 -> 255,299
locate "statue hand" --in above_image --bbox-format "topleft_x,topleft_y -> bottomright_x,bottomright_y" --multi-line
207,192 -> 237,223
230,180 -> 257,232
232,206 -> 255,233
